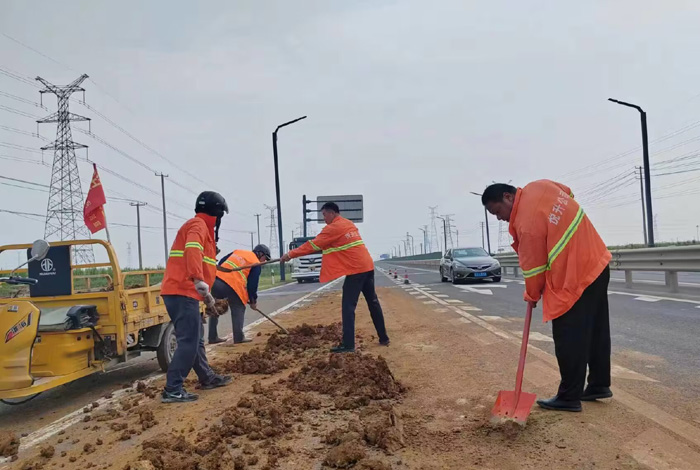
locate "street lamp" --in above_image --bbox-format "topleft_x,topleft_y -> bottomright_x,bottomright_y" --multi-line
272,115 -> 307,280
608,98 -> 654,246
470,191 -> 491,254
407,234 -> 414,256
437,216 -> 448,253
417,226 -> 427,254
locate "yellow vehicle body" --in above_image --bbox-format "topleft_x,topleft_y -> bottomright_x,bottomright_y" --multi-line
0,239 -> 173,400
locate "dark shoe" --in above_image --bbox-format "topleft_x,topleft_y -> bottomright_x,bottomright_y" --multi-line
209,337 -> 226,345
581,386 -> 613,401
234,338 -> 253,344
161,389 -> 199,403
536,396 -> 582,412
330,344 -> 356,354
379,339 -> 390,346
199,375 -> 233,390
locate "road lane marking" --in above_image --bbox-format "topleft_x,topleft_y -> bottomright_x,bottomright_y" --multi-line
479,315 -> 508,322
423,300 -> 438,305
435,294 -> 449,297
416,295 -> 427,299
634,296 -> 662,302
445,299 -> 464,303
509,331 -> 554,342
458,306 -> 482,312
0,277 -> 343,466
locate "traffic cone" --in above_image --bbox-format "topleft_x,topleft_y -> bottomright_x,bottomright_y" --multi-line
404,270 -> 410,285
393,270 -> 398,279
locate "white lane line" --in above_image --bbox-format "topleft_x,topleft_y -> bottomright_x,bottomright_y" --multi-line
435,294 -> 449,298
510,331 -> 554,343
408,291 -> 420,295
423,300 -> 438,305
634,296 -> 662,302
479,315 -> 508,322
0,278 -> 343,466
415,295 -> 427,300
610,277 -> 700,288
609,290 -> 700,306
458,305 -> 482,312
445,299 -> 464,303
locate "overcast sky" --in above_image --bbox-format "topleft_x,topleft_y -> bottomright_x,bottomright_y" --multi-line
3,0 -> 700,268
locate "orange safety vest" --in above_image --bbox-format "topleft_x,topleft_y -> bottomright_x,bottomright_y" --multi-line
216,249 -> 259,304
509,180 -> 611,322
288,216 -> 374,282
161,213 -> 218,301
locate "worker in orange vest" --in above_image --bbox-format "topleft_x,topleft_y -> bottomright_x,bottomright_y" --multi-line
281,202 -> 389,353
208,244 -> 272,344
482,181 -> 612,412
160,191 -> 233,403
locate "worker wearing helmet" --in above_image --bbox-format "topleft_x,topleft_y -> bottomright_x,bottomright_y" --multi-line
160,191 -> 233,403
281,202 -> 390,353
209,244 -> 271,344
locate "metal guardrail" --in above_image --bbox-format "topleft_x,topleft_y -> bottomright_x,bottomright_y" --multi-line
387,246 -> 700,293
494,246 -> 700,293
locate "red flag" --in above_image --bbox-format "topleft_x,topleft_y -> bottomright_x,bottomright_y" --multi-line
84,164 -> 107,234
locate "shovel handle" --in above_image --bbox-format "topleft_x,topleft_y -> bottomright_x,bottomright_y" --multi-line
216,258 -> 281,273
514,303 -> 533,400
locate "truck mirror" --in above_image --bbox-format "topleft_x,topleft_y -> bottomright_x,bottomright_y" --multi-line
30,239 -> 50,261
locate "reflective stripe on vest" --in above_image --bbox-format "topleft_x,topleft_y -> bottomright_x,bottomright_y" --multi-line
169,250 -> 184,258
185,242 -> 204,251
521,207 -> 585,279
223,259 -> 248,281
323,240 -> 365,255
309,241 -> 321,251
203,256 -> 217,266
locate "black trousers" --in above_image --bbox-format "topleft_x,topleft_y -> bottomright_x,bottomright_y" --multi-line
552,266 -> 611,401
341,270 -> 389,348
209,279 -> 247,343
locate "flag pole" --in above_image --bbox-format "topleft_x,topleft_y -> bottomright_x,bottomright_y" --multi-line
103,208 -> 111,244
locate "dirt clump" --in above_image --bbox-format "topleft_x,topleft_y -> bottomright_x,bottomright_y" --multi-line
360,403 -> 405,452
39,445 -> 54,459
83,443 -> 96,454
356,459 -> 393,470
135,433 -> 233,470
264,323 -> 342,356
324,439 -> 367,468
0,431 -> 20,457
94,407 -> 121,422
135,407 -> 158,430
287,353 -> 404,400
110,422 -> 128,432
135,381 -> 158,398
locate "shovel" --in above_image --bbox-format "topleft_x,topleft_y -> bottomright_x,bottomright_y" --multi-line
491,303 -> 537,426
217,258 -> 281,273
251,306 -> 289,334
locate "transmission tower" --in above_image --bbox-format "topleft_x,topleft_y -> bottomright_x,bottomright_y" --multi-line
429,206 -> 440,253
264,204 -> 279,255
36,74 -> 94,264
497,221 -> 512,253
444,214 -> 455,249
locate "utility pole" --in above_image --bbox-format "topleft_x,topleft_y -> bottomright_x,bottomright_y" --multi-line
302,195 -> 309,237
420,242 -> 423,254
437,216 -> 448,253
407,233 -> 414,256
635,166 -> 648,246
155,172 -> 169,263
272,116 -> 307,281
470,191 -> 491,254
130,201 -> 147,270
418,226 -> 427,254
36,74 -> 94,263
609,98 -> 655,246
254,214 -> 261,245
398,244 -> 402,257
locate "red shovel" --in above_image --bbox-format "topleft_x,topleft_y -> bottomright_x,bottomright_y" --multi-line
491,303 -> 537,426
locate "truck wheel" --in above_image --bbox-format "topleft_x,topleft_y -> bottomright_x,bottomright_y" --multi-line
157,322 -> 177,373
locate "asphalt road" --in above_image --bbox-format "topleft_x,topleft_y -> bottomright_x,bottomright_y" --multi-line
0,279 -> 343,434
379,261 -> 700,400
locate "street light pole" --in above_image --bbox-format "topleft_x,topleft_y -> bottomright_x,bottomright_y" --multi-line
635,167 -> 648,246
609,98 -> 654,246
470,191 -> 491,254
272,115 -> 307,280
254,214 -> 261,245
418,226 -> 427,254
437,216 -> 447,253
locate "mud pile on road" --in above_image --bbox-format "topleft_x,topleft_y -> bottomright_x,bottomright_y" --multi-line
286,353 -> 405,401
219,323 -> 342,375
0,431 -> 19,459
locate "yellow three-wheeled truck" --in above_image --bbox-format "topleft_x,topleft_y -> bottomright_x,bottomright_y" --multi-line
0,239 -> 177,403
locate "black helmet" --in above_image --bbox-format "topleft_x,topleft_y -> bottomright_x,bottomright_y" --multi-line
195,191 -> 229,218
253,244 -> 271,261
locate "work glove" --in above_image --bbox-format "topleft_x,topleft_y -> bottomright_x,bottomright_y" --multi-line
249,301 -> 257,310
204,293 -> 216,308
193,279 -> 210,297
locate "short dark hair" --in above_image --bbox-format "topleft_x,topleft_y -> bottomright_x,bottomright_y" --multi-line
481,183 -> 517,205
321,202 -> 340,213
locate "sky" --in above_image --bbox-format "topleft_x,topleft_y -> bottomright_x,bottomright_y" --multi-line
3,0 -> 700,268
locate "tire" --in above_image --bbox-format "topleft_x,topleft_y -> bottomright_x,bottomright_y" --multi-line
451,269 -> 459,285
156,322 -> 177,373
440,267 -> 448,283
493,277 -> 501,283
297,279 -> 304,284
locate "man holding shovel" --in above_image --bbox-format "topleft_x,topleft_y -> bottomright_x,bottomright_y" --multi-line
482,181 -> 612,412
208,244 -> 272,344
280,202 -> 390,353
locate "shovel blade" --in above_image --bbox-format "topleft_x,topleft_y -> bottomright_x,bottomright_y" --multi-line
491,390 -> 537,425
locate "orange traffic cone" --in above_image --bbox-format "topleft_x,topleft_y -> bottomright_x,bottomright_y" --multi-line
393,270 -> 398,279
404,270 -> 410,285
